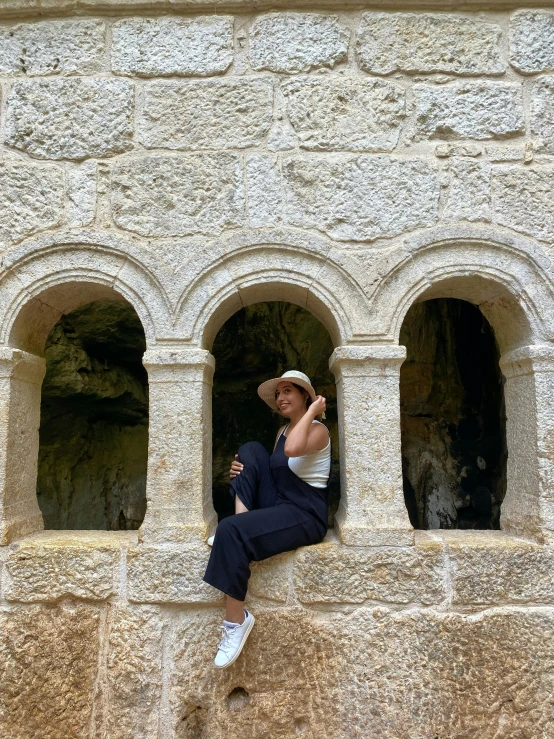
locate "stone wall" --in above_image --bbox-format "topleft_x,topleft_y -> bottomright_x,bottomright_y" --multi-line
1,4 -> 554,738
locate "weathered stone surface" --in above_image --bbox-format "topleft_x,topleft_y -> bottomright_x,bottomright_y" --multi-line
0,160 -> 64,246
283,155 -> 440,241
106,606 -> 164,739
0,605 -> 100,739
357,13 -> 504,75
415,82 -> 524,140
245,154 -> 284,227
112,16 -> 233,77
294,539 -> 445,605
510,10 -> 554,74
140,78 -> 273,150
338,608 -> 554,738
249,552 -> 291,603
6,78 -> 134,160
249,13 -> 349,73
127,545 -> 221,603
281,76 -> 405,152
443,158 -> 491,222
170,608 -> 341,738
532,76 -> 554,154
111,154 -> 243,237
4,531 -> 122,601
0,19 -> 104,75
438,532 -> 554,605
492,165 -> 554,242
66,161 -> 97,227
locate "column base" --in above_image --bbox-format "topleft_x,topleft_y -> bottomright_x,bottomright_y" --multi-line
335,518 -> 415,547
139,507 -> 216,545
0,511 -> 44,545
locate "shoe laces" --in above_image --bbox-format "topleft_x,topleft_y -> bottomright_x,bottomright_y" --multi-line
217,623 -> 237,655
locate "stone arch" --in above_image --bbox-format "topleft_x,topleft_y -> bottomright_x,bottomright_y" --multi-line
367,227 -> 554,543
173,233 -> 375,349
367,227 -> 554,353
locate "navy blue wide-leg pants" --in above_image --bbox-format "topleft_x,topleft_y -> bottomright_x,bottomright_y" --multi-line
203,440 -> 327,601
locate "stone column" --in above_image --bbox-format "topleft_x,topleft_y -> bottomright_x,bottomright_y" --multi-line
0,347 -> 46,545
329,345 -> 414,546
499,344 -> 554,544
139,348 -> 216,544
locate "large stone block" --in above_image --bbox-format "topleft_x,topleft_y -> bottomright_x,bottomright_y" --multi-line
440,532 -> 554,605
169,608 -> 341,738
357,13 -> 504,75
112,16 -> 233,77
338,607 -> 554,737
0,19 -> 105,76
283,155 -> 440,241
281,76 -> 405,152
4,531 -> 121,602
246,154 -> 284,227
492,165 -> 554,242
66,161 -> 97,228
293,539 -> 445,605
111,154 -> 244,237
140,78 -> 273,150
0,605 -> 100,739
532,76 -> 554,154
249,13 -> 349,73
443,158 -> 491,222
106,606 -> 164,739
415,82 -> 524,140
510,10 -> 554,74
6,78 -> 134,160
0,160 -> 64,246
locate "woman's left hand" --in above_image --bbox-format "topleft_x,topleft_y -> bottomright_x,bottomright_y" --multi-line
309,395 -> 326,417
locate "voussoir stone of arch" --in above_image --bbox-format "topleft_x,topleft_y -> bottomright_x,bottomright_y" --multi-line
283,155 -> 440,242
281,76 -> 405,152
414,82 -> 524,141
492,166 -> 554,242
248,12 -> 350,73
0,160 -> 64,247
356,12 -> 504,76
111,154 -> 244,237
0,19 -> 105,76
6,78 -> 134,161
111,16 -> 234,77
510,10 -> 554,74
531,75 -> 554,154
140,78 -> 273,150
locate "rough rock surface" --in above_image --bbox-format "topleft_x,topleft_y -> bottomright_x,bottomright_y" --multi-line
0,19 -> 104,76
112,16 -> 234,77
245,155 -> 284,227
510,10 -> 554,74
281,76 -> 405,152
492,165 -> 554,242
444,158 -> 491,222
66,162 -> 97,227
111,154 -> 243,237
38,301 -> 148,530
6,78 -> 134,160
140,78 -> 273,150
415,82 -> 524,140
0,161 -> 64,246
357,13 -> 504,75
249,13 -> 349,73
531,75 -> 554,153
283,155 -> 440,241
0,605 -> 100,739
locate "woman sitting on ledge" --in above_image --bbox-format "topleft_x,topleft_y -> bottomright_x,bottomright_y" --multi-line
203,370 -> 331,668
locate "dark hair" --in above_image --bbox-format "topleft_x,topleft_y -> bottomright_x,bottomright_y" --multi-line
292,382 -> 311,408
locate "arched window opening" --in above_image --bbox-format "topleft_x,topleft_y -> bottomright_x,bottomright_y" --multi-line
37,300 -> 148,530
400,298 -> 507,530
211,301 -> 339,525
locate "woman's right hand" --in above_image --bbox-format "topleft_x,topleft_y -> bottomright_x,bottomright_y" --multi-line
230,454 -> 244,479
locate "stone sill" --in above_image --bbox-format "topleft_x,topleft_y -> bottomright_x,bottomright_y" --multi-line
2,527 -> 554,609
0,0 -> 552,19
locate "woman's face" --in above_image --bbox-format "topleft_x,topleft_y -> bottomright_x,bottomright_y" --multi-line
275,381 -> 307,417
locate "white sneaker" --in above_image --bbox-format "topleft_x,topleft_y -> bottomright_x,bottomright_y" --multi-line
207,535 -> 215,546
214,610 -> 255,669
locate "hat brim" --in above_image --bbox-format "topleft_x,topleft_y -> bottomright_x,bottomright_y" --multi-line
257,376 -> 316,412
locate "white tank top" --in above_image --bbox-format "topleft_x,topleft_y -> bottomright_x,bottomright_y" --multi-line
282,421 -> 331,489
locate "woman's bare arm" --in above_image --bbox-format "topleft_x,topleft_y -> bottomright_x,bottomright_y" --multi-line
284,396 -> 328,457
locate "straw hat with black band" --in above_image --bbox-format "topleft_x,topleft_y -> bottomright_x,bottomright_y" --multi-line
257,370 -> 316,412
